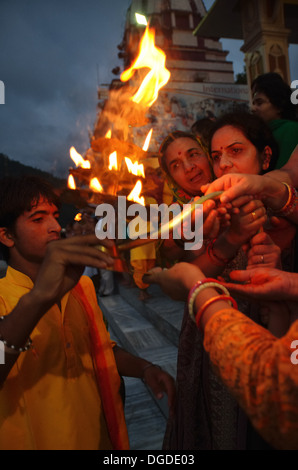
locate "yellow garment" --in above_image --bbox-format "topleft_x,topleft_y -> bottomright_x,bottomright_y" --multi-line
0,267 -> 128,450
130,242 -> 156,262
131,258 -> 156,290
129,195 -> 157,289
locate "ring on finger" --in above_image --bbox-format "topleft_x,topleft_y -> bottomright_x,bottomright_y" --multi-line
251,211 -> 257,222
260,255 -> 264,263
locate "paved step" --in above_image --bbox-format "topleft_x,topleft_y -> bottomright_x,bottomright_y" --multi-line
98,292 -> 179,392
98,281 -> 185,450
121,375 -> 168,450
117,282 -> 184,348
107,324 -> 168,450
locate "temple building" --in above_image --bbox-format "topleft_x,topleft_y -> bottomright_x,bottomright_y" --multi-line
194,0 -> 298,90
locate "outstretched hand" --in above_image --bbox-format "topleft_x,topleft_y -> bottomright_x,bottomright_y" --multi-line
32,235 -> 115,307
222,267 -> 293,301
143,263 -> 204,301
246,231 -> 282,269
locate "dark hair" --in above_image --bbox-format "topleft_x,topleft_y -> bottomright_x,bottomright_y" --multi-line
251,73 -> 297,120
0,175 -> 60,262
209,112 -> 279,172
191,118 -> 215,147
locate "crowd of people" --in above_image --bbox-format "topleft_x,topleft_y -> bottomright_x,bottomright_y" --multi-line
0,72 -> 297,450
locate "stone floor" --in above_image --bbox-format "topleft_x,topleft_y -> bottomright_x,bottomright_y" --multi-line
99,278 -> 185,450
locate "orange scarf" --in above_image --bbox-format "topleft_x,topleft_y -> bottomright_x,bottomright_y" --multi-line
73,283 -> 129,450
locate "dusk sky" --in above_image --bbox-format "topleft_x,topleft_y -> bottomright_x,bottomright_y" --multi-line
0,0 -> 297,178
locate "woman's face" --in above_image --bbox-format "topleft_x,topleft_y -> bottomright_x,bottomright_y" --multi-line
211,125 -> 270,178
251,91 -> 281,122
164,137 -> 212,196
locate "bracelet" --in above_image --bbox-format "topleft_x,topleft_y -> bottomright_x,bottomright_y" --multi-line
0,315 -> 33,354
188,279 -> 230,323
195,295 -> 238,331
274,183 -> 297,217
206,239 -> 233,267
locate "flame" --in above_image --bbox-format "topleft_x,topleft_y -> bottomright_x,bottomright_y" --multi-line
90,177 -> 104,193
127,180 -> 145,206
70,146 -> 91,169
68,174 -> 76,190
125,157 -> 145,178
108,151 -> 118,171
120,26 -> 171,108
142,128 -> 153,151
74,213 -> 82,222
105,129 -> 112,139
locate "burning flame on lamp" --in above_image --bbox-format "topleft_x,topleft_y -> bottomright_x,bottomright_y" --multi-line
142,128 -> 153,151
108,151 -> 118,171
125,158 -> 145,178
68,174 -> 76,190
67,26 -> 169,209
90,177 -> 104,193
69,146 -> 91,169
127,180 -> 145,206
74,213 -> 82,222
120,25 -> 171,108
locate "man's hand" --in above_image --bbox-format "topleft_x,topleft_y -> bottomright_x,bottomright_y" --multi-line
31,235 -> 115,308
142,365 -> 176,418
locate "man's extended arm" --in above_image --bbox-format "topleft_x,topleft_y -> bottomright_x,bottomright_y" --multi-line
0,235 -> 114,386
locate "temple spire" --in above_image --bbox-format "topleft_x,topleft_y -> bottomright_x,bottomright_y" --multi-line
119,0 -> 234,84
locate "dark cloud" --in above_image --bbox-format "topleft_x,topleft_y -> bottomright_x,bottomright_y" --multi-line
0,0 -> 131,176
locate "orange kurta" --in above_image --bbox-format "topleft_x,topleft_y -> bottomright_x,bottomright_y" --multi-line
0,267 -> 129,450
203,308 -> 298,450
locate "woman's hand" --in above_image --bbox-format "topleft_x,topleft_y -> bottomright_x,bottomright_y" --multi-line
224,199 -> 267,247
222,267 -> 294,301
246,231 -> 282,269
143,262 -> 204,301
201,173 -> 288,211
